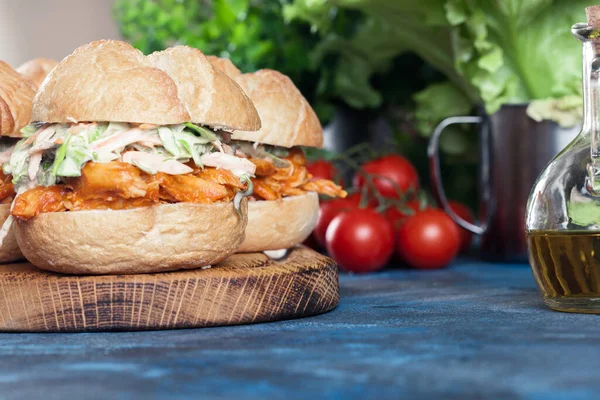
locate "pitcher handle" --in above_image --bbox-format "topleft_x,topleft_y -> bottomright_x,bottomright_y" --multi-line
427,116 -> 489,235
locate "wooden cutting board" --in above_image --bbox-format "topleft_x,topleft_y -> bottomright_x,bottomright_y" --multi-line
0,247 -> 338,332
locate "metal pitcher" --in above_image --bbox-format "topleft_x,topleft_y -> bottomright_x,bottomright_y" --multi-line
428,104 -> 579,261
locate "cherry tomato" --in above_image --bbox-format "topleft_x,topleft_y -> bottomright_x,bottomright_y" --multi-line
313,193 -> 377,248
314,198 -> 354,247
326,208 -> 395,273
307,160 -> 339,183
448,201 -> 475,253
353,155 -> 419,199
396,209 -> 460,270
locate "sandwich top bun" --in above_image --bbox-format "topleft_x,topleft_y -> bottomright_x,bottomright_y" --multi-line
32,40 -> 261,131
147,47 -> 260,131
235,70 -> 322,148
205,56 -> 242,78
16,58 -> 58,88
209,59 -> 322,148
0,61 -> 37,137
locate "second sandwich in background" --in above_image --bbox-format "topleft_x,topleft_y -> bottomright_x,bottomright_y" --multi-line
209,57 -> 347,253
0,58 -> 56,262
16,58 -> 58,88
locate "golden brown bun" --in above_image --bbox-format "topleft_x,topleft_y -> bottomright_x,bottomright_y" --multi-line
208,62 -> 322,148
14,200 -> 248,275
205,56 -> 242,78
234,70 -> 322,148
32,40 -> 189,125
238,192 -> 318,252
32,40 -> 260,131
0,204 -> 23,263
148,47 -> 260,131
16,58 -> 58,88
0,61 -> 37,137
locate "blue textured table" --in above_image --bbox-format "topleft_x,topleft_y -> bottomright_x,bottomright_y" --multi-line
1,260 -> 599,399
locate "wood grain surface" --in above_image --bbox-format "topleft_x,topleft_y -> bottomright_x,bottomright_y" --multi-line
0,247 -> 338,332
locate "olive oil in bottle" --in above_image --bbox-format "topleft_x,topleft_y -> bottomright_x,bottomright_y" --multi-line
527,230 -> 600,313
525,13 -> 600,313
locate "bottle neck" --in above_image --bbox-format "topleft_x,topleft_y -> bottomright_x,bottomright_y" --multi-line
583,42 -> 599,134
583,40 -> 600,193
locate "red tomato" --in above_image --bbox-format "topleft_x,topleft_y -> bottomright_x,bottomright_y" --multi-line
314,193 -> 377,248
448,201 -> 475,253
326,208 -> 395,273
396,209 -> 460,270
306,160 -> 339,182
353,155 -> 419,199
314,198 -> 354,247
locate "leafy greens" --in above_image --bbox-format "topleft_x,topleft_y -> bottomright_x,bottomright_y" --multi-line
286,0 -> 593,124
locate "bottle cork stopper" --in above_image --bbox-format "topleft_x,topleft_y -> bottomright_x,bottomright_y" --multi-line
587,6 -> 600,28
587,6 -> 600,52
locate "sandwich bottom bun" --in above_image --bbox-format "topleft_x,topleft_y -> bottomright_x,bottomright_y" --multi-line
238,192 -> 319,253
0,204 -> 23,263
14,200 -> 248,275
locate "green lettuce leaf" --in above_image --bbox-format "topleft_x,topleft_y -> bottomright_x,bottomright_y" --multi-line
19,124 -> 38,137
177,136 -> 203,166
158,127 -> 184,157
413,82 -> 472,136
286,0 -> 480,109
413,82 -> 473,155
446,0 -> 591,114
59,135 -> 95,177
5,141 -> 31,185
52,134 -> 71,176
526,95 -> 583,128
83,124 -> 107,144
287,0 -> 590,126
184,122 -> 218,142
99,122 -> 131,140
162,124 -> 213,166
